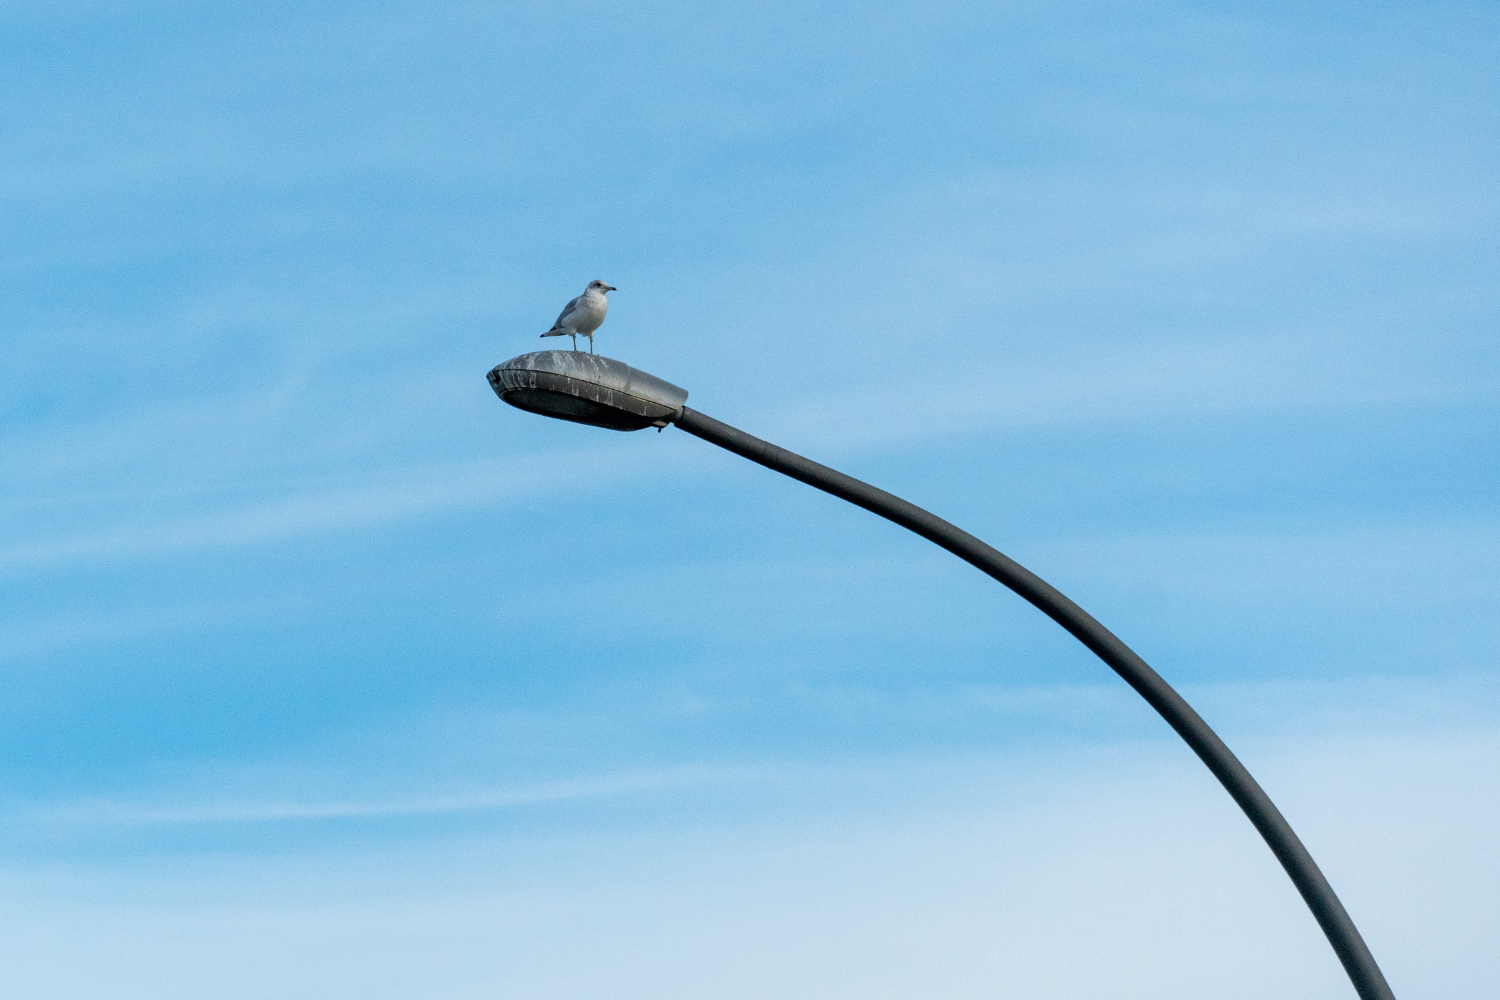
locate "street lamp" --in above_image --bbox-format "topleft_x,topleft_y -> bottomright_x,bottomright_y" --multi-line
488,349 -> 1397,1000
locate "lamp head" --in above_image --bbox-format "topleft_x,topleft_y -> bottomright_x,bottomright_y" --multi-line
487,351 -> 688,431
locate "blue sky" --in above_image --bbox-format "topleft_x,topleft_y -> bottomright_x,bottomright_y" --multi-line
3,1 -> 1497,996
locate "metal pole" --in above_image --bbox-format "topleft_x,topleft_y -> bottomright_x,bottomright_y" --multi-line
672,405 -> 1395,1000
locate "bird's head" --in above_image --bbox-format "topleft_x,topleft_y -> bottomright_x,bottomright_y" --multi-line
587,280 -> 617,294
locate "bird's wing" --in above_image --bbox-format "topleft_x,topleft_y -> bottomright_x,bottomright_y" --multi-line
549,295 -> 583,331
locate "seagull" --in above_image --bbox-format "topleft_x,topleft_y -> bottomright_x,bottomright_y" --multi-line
540,279 -> 616,353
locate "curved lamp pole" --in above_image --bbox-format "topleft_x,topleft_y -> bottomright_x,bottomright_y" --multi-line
488,350 -> 1396,1000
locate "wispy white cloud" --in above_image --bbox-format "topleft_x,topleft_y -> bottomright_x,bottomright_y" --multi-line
22,766 -> 755,827
0,596 -> 287,664
4,458 -> 511,567
13,672 -> 1493,832
0,441 -> 696,575
2,722 -> 1495,999
746,331 -> 1500,457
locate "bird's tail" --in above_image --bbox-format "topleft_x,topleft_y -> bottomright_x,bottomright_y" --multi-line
540,329 -> 565,338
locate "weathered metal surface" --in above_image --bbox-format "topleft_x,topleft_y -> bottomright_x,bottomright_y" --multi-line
487,351 -> 689,431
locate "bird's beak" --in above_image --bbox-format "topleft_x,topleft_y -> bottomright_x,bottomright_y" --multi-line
607,286 -> 617,292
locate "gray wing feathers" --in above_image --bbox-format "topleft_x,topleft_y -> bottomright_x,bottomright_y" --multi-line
549,295 -> 583,331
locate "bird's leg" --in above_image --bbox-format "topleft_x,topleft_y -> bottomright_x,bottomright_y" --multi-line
588,335 -> 594,354
570,333 -> 577,351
